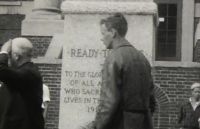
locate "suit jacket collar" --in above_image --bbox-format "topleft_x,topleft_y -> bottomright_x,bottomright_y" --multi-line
18,61 -> 32,68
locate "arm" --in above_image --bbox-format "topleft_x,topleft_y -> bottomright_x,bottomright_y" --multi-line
0,56 -> 31,91
0,40 -> 22,89
149,91 -> 156,115
149,76 -> 156,115
43,85 -> 50,120
94,60 -> 121,129
146,61 -> 156,115
43,101 -> 49,120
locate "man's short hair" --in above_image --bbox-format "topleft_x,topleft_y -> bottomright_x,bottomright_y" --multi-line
100,13 -> 128,37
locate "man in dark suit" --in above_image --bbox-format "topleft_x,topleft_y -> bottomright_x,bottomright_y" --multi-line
85,13 -> 155,129
178,82 -> 200,129
0,38 -> 44,129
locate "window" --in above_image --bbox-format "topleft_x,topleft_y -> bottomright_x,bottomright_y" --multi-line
154,0 -> 182,61
196,0 -> 200,3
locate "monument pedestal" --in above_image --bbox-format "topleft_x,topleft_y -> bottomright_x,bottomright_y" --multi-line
59,1 -> 157,129
22,0 -> 64,36
22,19 -> 64,36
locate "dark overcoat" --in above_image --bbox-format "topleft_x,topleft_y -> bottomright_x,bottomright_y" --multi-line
0,53 -> 44,129
95,39 -> 154,129
178,100 -> 200,129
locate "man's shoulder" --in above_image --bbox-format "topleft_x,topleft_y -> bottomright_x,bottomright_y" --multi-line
115,44 -> 149,63
107,45 -> 148,64
114,44 -> 142,57
21,62 -> 38,70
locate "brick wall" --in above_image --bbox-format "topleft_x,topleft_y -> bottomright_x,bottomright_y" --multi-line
24,36 -> 52,57
153,84 -> 170,129
152,67 -> 200,129
37,63 -> 62,129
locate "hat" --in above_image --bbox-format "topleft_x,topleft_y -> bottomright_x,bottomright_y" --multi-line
191,83 -> 200,90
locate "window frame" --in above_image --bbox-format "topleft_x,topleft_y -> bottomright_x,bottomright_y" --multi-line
154,0 -> 182,61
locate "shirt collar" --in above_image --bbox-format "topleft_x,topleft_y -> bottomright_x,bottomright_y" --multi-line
189,98 -> 200,110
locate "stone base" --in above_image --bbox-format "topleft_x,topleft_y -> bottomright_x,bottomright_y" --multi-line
22,19 -> 64,36
26,10 -> 62,20
45,34 -> 64,58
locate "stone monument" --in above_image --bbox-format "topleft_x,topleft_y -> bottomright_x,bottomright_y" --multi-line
59,1 -> 157,129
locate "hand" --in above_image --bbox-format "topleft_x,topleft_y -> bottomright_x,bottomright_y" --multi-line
80,121 -> 95,129
1,39 -> 12,54
198,118 -> 200,128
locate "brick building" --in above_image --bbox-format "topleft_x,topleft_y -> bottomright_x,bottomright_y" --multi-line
0,0 -> 200,129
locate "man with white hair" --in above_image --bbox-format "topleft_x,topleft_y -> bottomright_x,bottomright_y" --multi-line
178,82 -> 200,129
0,37 -> 44,129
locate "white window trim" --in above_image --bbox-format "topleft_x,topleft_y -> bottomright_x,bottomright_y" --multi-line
181,0 -> 194,62
152,61 -> 200,68
153,0 -> 196,67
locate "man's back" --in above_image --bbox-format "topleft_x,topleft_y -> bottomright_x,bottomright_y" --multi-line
100,39 -> 153,129
0,84 -> 29,129
0,53 -> 44,129
18,62 -> 44,129
106,40 -> 152,110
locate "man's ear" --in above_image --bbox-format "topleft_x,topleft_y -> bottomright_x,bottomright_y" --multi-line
110,28 -> 117,38
13,53 -> 20,61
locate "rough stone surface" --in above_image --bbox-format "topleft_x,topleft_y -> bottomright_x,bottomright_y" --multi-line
61,1 -> 157,15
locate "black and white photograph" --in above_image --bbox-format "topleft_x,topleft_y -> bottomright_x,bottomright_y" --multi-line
0,0 -> 199,129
